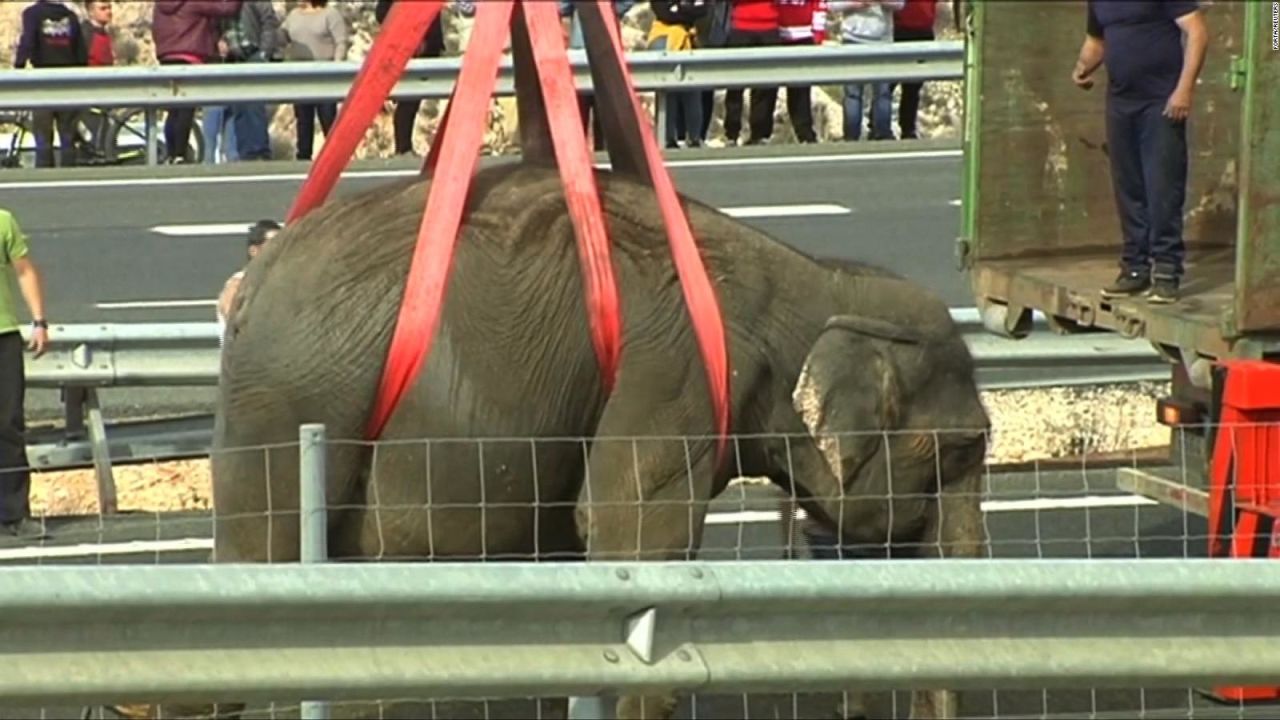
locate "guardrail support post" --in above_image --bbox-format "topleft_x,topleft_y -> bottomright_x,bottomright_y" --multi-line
79,388 -> 117,515
653,90 -> 667,149
144,109 -> 158,166
299,423 -> 330,720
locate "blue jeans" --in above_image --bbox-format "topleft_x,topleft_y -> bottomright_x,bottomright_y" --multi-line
648,36 -> 704,146
1106,95 -> 1188,280
230,54 -> 273,160
232,103 -> 272,160
843,82 -> 894,141
203,106 -> 237,163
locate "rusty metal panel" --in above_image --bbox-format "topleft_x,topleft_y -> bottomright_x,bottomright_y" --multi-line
1234,0 -> 1280,333
969,0 -> 1244,263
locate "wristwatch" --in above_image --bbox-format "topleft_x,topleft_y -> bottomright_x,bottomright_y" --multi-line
32,319 -> 47,330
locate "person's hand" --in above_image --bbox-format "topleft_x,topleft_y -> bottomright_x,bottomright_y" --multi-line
1165,85 -> 1193,120
1072,63 -> 1094,90
27,324 -> 47,359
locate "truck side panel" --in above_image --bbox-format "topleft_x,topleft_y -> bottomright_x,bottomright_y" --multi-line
966,0 -> 1244,263
1236,1 -> 1280,334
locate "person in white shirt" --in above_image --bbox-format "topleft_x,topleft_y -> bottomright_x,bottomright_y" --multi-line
829,0 -> 904,140
217,219 -> 279,346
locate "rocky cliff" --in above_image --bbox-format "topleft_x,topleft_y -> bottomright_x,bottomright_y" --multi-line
2,1 -> 963,160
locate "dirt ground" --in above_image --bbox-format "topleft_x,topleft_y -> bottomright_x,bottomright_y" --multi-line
29,383 -> 1171,517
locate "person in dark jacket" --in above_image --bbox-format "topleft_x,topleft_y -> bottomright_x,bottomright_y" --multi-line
221,0 -> 282,160
151,0 -> 245,163
13,0 -> 88,168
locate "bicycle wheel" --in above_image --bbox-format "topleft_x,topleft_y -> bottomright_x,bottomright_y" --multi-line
107,107 -> 207,164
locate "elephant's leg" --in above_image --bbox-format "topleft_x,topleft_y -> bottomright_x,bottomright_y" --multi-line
575,393 -> 720,720
908,465 -> 987,720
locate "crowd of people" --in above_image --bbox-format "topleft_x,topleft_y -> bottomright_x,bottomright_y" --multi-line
11,0 -> 944,168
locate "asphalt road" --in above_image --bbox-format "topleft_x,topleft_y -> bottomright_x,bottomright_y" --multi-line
1,140 -> 966,326
2,468 -> 1273,720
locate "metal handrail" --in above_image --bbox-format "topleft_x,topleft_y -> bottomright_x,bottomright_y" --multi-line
0,42 -> 963,111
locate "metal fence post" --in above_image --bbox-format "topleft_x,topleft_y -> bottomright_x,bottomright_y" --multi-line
299,423 -> 330,720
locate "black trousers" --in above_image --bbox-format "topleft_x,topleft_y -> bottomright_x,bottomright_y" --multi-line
722,28 -> 780,143
294,102 -> 337,160
892,26 -> 935,139
159,58 -> 198,162
0,331 -> 29,525
781,38 -> 817,143
393,99 -> 421,155
1106,96 -> 1188,279
31,110 -> 78,168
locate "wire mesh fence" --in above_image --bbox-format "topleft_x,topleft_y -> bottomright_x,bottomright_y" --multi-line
2,420 -> 1277,720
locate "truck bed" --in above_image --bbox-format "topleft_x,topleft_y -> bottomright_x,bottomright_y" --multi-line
971,247 -> 1280,360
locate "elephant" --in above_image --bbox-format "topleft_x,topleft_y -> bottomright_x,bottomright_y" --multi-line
191,160 -> 991,720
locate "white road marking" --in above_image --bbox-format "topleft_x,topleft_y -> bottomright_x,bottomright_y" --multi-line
0,149 -> 961,191
0,537 -> 212,561
95,299 -> 217,310
149,203 -> 852,237
704,494 -> 1158,525
4,493 -> 1155,559
949,198 -> 963,207
150,223 -> 259,237
722,203 -> 851,219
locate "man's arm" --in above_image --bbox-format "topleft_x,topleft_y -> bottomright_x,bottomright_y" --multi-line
1072,2 -> 1105,89
11,256 -> 47,358
14,6 -> 37,69
217,274 -> 241,326
1166,5 -> 1208,120
256,1 -> 282,60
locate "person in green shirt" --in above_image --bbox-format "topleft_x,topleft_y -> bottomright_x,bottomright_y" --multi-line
1,207 -> 49,539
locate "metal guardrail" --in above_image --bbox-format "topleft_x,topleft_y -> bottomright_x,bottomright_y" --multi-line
0,42 -> 962,164
18,309 -> 1158,391
2,558 -> 1279,707
0,43 -> 963,111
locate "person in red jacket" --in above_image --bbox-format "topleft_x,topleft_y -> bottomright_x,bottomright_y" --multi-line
82,1 -> 115,67
892,0 -> 937,139
151,0 -> 244,163
721,0 -> 781,145
775,0 -> 825,143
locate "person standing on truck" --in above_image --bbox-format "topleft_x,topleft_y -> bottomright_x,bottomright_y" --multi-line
1072,0 -> 1208,304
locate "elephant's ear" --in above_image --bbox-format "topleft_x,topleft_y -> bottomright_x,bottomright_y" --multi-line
791,314 -> 916,486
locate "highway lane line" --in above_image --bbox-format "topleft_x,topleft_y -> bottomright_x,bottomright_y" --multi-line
95,299 -> 217,310
705,494 -> 1159,525
3,494 -> 1156,559
0,537 -> 212,561
0,149 -> 961,191
150,204 -> 852,236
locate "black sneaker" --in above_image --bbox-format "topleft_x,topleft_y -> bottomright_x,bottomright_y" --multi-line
1148,276 -> 1179,304
1101,269 -> 1150,298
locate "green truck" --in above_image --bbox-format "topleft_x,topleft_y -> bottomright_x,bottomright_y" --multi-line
957,0 -> 1280,571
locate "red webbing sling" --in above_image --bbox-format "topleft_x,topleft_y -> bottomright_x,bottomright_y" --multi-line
577,0 -> 731,462
284,0 -> 730,465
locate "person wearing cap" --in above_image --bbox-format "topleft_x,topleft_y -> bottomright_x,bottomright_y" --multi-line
217,219 -> 280,345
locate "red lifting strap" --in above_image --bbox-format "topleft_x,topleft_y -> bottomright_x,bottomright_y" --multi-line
284,0 -> 731,465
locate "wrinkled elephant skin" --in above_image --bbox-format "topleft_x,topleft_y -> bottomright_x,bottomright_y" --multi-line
208,162 -> 990,720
